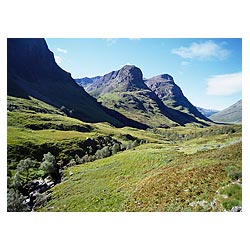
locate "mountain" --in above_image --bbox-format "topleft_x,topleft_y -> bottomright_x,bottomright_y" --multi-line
196,107 -> 219,117
209,100 -> 242,123
76,65 -> 210,127
7,38 -> 147,129
144,74 -> 210,121
75,76 -> 101,88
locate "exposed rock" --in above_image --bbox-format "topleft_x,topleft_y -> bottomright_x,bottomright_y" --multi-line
189,202 -> 195,207
198,200 -> 205,207
231,206 -> 242,212
210,200 -> 216,209
145,74 -> 210,121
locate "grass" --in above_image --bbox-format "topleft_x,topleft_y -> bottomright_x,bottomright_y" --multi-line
7,96 -> 64,115
39,139 -> 241,212
7,96 -> 242,212
98,91 -> 177,127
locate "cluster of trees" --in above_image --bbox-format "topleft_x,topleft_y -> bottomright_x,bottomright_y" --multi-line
7,152 -> 58,212
66,139 -> 144,167
7,136 -> 145,211
149,125 -> 239,141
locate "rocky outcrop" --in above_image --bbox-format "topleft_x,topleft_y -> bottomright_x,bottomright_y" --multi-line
115,65 -> 148,91
81,65 -> 149,97
145,74 -> 210,121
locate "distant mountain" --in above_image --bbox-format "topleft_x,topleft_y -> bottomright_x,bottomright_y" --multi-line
196,107 -> 219,118
75,76 -> 101,88
144,74 -> 210,122
7,38 -> 147,129
76,65 -> 210,127
209,100 -> 242,123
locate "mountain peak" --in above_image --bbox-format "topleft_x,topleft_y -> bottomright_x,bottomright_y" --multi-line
157,74 -> 174,81
116,65 -> 146,90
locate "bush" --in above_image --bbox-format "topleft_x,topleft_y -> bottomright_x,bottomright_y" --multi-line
225,165 -> 242,180
68,159 -> 76,167
112,143 -> 120,155
95,146 -> 111,159
12,158 -> 37,191
7,189 -> 30,212
40,152 -> 57,179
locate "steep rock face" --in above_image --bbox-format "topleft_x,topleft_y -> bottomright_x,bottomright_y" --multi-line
145,74 -> 210,121
209,100 -> 242,123
7,38 -> 148,128
79,65 -> 150,97
115,65 -> 148,91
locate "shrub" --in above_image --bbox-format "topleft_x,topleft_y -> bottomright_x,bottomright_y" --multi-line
68,159 -> 76,167
112,143 -> 120,155
225,165 -> 242,180
7,189 -> 30,212
40,152 -> 57,179
12,158 -> 37,191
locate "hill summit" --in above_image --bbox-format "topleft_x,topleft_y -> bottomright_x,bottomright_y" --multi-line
80,65 -> 149,97
144,74 -> 210,121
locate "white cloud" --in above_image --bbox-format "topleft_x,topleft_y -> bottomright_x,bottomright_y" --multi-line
54,55 -> 62,64
206,72 -> 242,96
172,40 -> 230,60
56,47 -> 68,54
128,38 -> 141,40
105,38 -> 118,46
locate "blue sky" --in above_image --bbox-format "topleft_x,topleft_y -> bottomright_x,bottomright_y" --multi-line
45,38 -> 242,110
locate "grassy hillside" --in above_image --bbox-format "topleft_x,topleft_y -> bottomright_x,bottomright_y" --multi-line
7,96 -> 242,212
39,125 -> 242,212
98,91 -> 178,127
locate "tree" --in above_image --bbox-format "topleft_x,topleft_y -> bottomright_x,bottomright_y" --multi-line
75,154 -> 82,164
7,189 -> 30,212
68,159 -> 76,167
112,143 -> 120,155
12,158 -> 36,190
40,152 -> 57,179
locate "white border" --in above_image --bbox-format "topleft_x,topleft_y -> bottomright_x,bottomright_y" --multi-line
1,1 -> 249,250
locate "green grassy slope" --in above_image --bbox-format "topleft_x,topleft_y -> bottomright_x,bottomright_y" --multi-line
7,96 -> 242,212
7,96 -> 155,169
98,91 -> 178,127
39,125 -> 242,212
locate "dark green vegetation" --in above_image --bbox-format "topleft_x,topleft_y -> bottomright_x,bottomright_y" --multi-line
209,100 -> 242,123
7,95 -> 241,211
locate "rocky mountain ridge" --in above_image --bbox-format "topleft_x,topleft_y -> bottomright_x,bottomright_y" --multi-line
144,74 -> 210,121
75,65 -> 211,127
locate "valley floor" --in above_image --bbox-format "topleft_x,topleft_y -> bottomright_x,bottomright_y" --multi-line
39,127 -> 242,212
